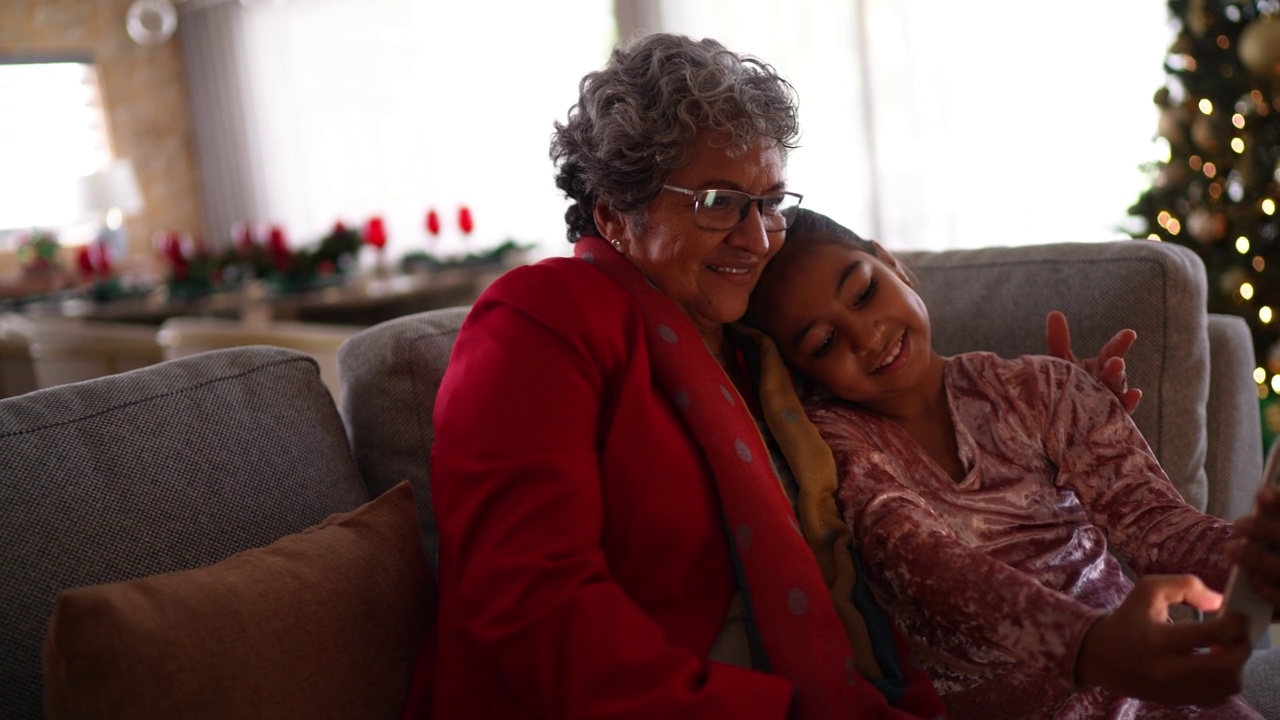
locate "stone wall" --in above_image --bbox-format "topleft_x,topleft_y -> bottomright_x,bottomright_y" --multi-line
0,0 -> 202,277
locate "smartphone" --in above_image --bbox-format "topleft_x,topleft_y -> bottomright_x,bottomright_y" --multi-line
1217,440 -> 1280,644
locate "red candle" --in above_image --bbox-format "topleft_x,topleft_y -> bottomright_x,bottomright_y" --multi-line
458,206 -> 474,235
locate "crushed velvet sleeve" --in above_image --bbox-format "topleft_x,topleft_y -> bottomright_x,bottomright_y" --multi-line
819,417 -> 1104,685
1039,359 -> 1234,589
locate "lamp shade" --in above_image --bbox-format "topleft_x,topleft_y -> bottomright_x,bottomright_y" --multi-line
80,159 -> 143,216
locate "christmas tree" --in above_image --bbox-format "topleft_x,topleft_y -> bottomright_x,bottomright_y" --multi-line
1127,0 -> 1280,448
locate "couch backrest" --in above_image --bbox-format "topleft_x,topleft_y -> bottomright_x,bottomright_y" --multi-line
0,346 -> 368,719
899,239 -> 1224,513
338,305 -> 470,570
337,240 -> 1262,575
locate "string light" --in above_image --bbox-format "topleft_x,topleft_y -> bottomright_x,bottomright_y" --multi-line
1232,138 -> 1246,153
1157,210 -> 1172,227
1254,256 -> 1267,272
1233,113 -> 1246,129
1242,282 -> 1255,300
1199,98 -> 1214,114
1258,367 -> 1268,385
1261,305 -> 1274,324
1203,162 -> 1218,178
1264,199 -> 1276,215
1167,218 -> 1182,235
1273,375 -> 1280,394
1190,155 -> 1204,171
1237,236 -> 1251,253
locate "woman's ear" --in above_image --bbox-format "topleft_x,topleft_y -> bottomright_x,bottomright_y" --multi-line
593,200 -> 629,250
871,240 -> 913,287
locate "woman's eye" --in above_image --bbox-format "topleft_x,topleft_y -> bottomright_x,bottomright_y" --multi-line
761,195 -> 784,213
854,279 -> 877,307
701,191 -> 735,210
811,330 -> 835,359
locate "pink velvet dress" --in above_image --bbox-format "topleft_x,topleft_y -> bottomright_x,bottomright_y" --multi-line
808,352 -> 1261,719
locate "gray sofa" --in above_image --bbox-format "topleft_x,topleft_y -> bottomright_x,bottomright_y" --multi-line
1,239 -> 1275,718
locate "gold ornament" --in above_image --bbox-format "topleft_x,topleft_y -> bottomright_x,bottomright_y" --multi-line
1239,15 -> 1280,78
1191,115 -> 1223,153
1186,207 -> 1228,244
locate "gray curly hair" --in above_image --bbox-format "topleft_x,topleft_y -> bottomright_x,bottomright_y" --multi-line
550,33 -> 801,243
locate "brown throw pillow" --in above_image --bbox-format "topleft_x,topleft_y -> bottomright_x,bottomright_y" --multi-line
43,480 -> 434,719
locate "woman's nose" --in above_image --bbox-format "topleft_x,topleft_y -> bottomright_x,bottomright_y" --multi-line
726,203 -> 772,256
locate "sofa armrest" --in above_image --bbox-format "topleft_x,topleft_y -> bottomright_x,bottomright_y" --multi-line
1205,313 -> 1265,521
0,346 -> 368,718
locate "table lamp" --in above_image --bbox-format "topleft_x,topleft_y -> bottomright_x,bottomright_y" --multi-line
80,158 -> 144,264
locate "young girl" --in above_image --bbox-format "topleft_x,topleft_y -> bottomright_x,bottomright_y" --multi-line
743,208 -> 1265,719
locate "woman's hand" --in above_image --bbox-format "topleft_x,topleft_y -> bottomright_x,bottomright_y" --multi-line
1045,310 -> 1142,414
1228,486 -> 1280,605
1075,574 -> 1250,706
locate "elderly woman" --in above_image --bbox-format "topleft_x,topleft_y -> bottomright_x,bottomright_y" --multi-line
402,34 -> 1249,719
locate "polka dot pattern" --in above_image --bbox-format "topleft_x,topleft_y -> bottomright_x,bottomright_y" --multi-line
720,385 -> 736,406
567,237 -> 899,717
788,587 -> 809,615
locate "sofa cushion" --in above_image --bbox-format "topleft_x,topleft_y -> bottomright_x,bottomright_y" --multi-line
338,305 -> 470,570
0,346 -> 369,719
42,481 -> 430,720
898,240 -> 1211,511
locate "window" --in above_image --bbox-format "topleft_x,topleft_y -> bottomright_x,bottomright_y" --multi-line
0,58 -> 112,246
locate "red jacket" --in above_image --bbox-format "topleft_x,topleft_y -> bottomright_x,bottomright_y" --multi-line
407,257 -> 795,719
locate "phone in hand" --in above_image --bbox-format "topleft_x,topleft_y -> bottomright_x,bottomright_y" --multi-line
1217,440 -> 1280,644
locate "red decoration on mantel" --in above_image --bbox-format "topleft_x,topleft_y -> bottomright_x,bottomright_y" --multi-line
364,216 -> 387,249
267,225 -> 291,272
232,222 -> 256,251
76,245 -> 97,279
425,209 -> 441,236
458,206 -> 474,235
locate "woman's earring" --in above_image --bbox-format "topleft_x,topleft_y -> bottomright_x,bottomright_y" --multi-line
611,238 -> 622,251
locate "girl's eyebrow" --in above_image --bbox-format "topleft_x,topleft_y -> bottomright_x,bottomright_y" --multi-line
791,260 -> 862,352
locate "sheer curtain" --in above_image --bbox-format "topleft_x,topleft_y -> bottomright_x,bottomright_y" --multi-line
184,1 -> 1173,258
182,0 -> 615,262
645,0 -> 1173,250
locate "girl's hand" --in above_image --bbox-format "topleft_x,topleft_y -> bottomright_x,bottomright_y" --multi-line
1228,486 -> 1280,605
1045,310 -> 1142,414
1076,574 -> 1250,706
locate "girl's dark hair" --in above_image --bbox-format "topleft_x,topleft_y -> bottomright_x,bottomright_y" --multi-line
745,208 -> 879,325
549,33 -> 800,242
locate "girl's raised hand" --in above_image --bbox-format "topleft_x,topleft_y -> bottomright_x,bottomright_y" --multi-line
1045,310 -> 1142,414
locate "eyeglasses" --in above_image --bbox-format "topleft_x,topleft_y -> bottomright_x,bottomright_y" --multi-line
662,184 -> 804,232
